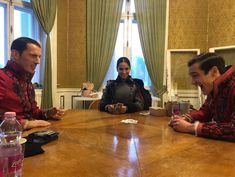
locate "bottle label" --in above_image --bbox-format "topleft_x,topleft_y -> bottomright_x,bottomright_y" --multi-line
8,154 -> 23,174
0,157 -> 8,177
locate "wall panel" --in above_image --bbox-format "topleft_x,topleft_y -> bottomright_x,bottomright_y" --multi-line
208,0 -> 235,48
168,0 -> 208,52
57,0 -> 86,88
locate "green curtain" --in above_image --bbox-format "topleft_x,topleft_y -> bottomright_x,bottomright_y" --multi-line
135,0 -> 167,96
31,0 -> 57,109
87,0 -> 123,90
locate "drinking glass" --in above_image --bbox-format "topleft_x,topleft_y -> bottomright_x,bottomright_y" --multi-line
171,102 -> 182,117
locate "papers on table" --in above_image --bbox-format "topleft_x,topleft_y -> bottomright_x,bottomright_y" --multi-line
120,119 -> 138,124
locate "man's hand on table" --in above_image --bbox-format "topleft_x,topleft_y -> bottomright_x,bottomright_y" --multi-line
23,120 -> 51,130
46,107 -> 65,120
169,115 -> 195,134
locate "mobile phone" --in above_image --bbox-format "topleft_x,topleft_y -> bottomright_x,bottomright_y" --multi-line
28,130 -> 59,145
34,130 -> 58,137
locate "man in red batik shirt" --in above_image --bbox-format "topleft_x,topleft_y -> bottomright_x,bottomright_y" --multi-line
169,52 -> 235,142
0,37 -> 64,129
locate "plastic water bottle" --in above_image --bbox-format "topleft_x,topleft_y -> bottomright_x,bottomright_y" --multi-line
0,112 -> 23,177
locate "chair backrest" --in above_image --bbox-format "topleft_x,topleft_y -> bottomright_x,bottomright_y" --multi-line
88,99 -> 101,109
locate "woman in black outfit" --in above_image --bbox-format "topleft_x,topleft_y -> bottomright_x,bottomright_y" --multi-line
99,57 -> 145,114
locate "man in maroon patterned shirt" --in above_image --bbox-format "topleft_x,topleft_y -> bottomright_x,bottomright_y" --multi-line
0,37 -> 64,129
170,53 -> 235,142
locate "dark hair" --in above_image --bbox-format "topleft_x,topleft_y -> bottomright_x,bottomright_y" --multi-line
116,57 -> 131,70
11,37 -> 41,55
188,52 -> 225,74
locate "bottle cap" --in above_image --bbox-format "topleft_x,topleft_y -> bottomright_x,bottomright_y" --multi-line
4,112 -> 16,118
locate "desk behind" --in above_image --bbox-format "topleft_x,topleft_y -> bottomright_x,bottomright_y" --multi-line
23,110 -> 235,177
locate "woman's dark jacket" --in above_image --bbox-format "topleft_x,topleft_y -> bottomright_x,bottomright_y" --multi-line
99,76 -> 144,113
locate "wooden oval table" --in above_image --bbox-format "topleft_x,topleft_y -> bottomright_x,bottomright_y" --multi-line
22,110 -> 235,177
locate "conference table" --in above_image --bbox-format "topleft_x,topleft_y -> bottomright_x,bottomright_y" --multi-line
22,110 -> 235,177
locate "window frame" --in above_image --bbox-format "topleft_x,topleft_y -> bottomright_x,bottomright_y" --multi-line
104,0 -> 152,87
0,1 -> 9,67
8,0 -> 34,43
0,0 -> 43,84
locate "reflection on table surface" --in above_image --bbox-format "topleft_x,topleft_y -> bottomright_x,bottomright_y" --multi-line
23,110 -> 235,177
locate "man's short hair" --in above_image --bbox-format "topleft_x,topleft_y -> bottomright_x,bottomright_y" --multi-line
188,52 -> 226,74
11,37 -> 41,55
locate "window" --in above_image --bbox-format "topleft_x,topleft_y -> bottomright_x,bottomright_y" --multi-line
0,2 -> 7,68
14,6 -> 39,39
0,0 -> 41,83
104,0 -> 152,87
